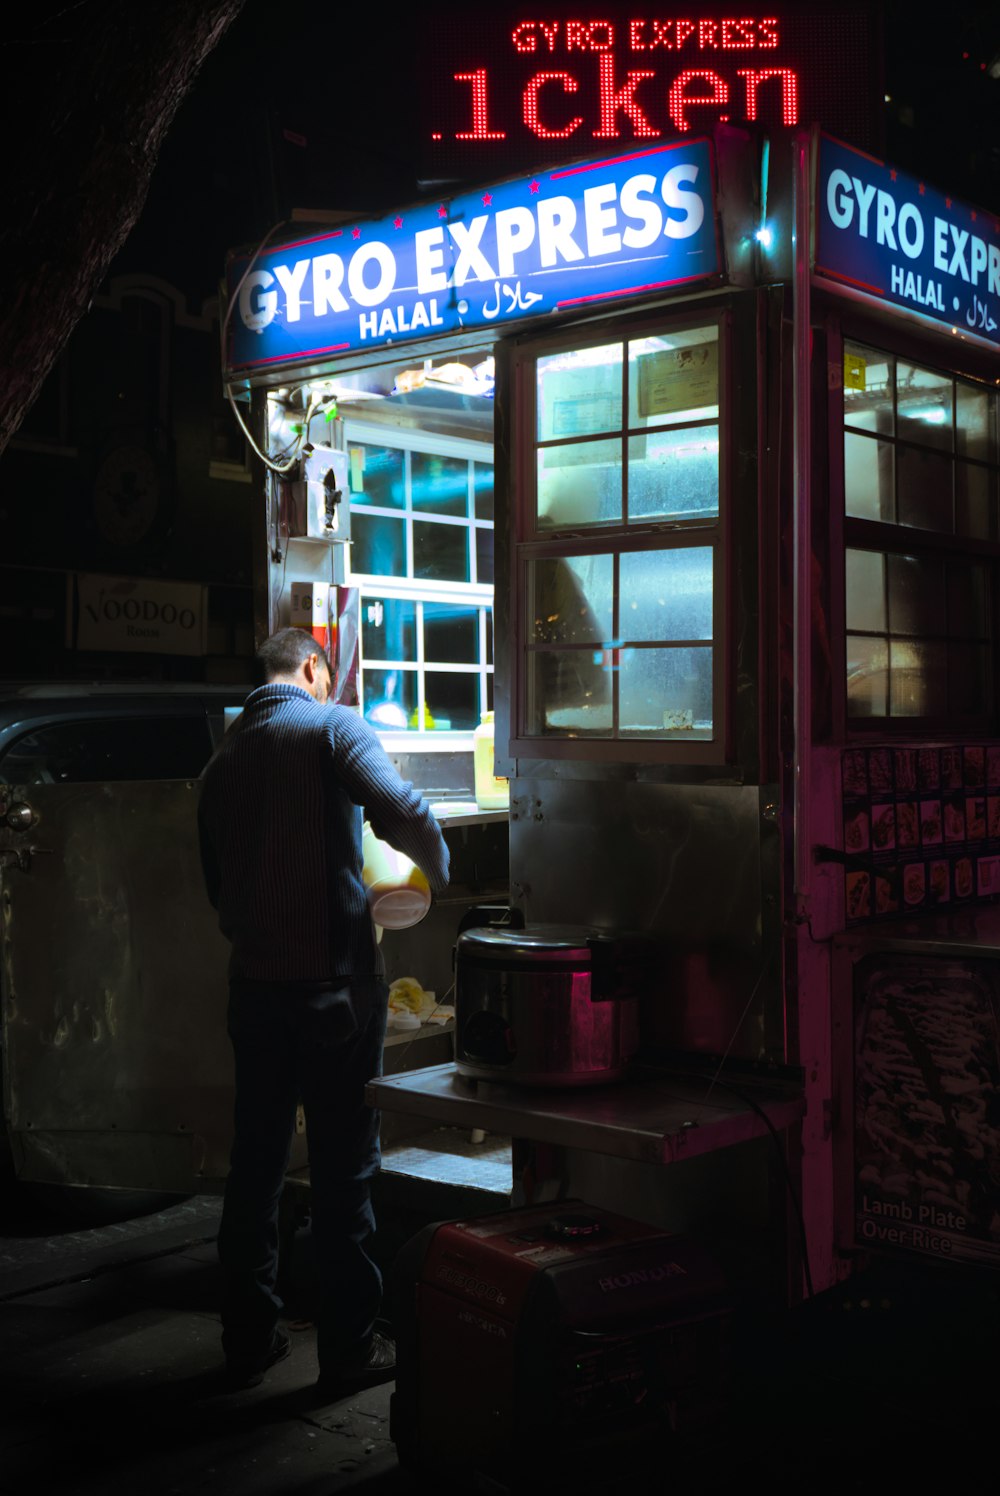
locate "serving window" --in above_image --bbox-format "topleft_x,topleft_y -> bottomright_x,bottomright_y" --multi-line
843,341 -> 1000,726
511,318 -> 725,761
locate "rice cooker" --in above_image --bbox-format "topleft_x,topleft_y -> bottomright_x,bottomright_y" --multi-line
454,924 -> 647,1087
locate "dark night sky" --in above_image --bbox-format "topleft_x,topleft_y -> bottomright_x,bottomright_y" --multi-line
116,1 -> 1000,304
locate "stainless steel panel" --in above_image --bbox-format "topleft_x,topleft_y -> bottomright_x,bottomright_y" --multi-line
508,777 -> 783,1061
0,781 -> 272,1188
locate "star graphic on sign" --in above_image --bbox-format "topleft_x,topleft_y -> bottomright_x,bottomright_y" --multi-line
918,183 -> 925,196
971,209 -> 977,222
890,169 -> 897,181
352,227 -> 361,239
945,198 -> 952,209
529,180 -> 540,194
438,204 -> 448,218
482,193 -> 493,207
393,216 -> 403,229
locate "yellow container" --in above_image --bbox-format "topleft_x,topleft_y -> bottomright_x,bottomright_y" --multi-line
473,711 -> 509,810
361,824 -> 431,929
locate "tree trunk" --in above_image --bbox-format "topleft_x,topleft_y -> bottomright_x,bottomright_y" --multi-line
1,1 -> 246,456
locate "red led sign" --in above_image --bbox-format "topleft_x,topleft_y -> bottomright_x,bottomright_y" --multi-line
420,6 -> 882,179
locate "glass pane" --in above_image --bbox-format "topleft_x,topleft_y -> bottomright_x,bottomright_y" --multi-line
620,646 -> 713,737
486,611 -> 493,666
362,666 -> 416,730
897,445 -> 953,531
361,596 -> 417,661
843,344 -> 894,433
955,462 -> 995,540
350,443 -> 405,508
413,520 -> 469,582
350,512 -> 405,576
947,560 -> 989,638
411,451 -> 469,516
537,439 -> 622,529
628,427 -> 719,522
956,381 -> 996,462
424,671 -> 479,731
526,651 -> 613,735
845,550 -> 885,632
424,603 -> 478,664
887,554 -> 946,634
896,362 -> 953,452
847,635 -> 888,716
537,343 -> 623,442
528,555 -> 613,644
889,640 -> 947,716
1,717 -> 212,784
628,328 -> 719,428
474,462 -> 494,520
948,642 -> 992,714
475,526 -> 494,585
620,548 -> 712,641
844,433 -> 893,522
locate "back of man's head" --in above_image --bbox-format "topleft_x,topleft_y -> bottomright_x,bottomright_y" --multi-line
255,627 -> 330,685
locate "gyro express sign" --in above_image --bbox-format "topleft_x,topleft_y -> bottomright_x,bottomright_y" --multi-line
225,139 -> 719,373
816,135 -> 1000,350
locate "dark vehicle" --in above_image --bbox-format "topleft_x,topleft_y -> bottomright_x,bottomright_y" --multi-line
0,683 -> 280,1216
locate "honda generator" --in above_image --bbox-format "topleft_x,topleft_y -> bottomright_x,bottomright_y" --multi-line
390,1200 -> 731,1486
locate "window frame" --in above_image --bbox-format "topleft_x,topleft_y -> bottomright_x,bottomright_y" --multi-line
832,321 -> 1000,737
507,307 -> 730,766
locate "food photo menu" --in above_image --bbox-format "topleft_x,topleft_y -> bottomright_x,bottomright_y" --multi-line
842,745 -> 1000,923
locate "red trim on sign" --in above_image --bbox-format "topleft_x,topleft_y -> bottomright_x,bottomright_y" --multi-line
551,139 -> 704,179
557,273 -> 711,306
815,263 -> 885,295
228,342 -> 352,370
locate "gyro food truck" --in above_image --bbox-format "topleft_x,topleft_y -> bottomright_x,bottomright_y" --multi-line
3,123 -> 999,1320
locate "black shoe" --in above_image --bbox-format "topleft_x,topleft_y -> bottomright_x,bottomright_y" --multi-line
225,1328 -> 292,1389
316,1330 -> 396,1395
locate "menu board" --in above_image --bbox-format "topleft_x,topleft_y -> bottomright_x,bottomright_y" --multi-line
854,955 -> 1000,1267
842,745 -> 1000,924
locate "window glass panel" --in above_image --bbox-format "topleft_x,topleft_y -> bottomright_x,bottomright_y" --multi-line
897,445 -> 953,531
620,548 -> 712,641
537,343 -> 622,442
529,555 -> 613,644
537,440 -> 622,529
424,603 -> 478,664
627,328 -> 718,429
956,382 -> 995,462
0,717 -> 212,785
845,550 -> 886,632
948,642 -> 992,714
896,362 -> 953,451
350,512 -> 405,576
620,646 -> 712,737
413,520 -> 469,582
628,428 -> 719,522
955,462 -> 995,540
424,671 -> 479,731
361,667 -> 416,730
350,443 -> 405,508
474,462 -> 494,520
843,345 -> 894,433
845,433 -> 893,522
887,554 -> 946,634
889,640 -> 947,716
361,596 -> 417,661
475,527 -> 494,585
847,636 -> 889,716
526,652 -> 613,735
411,451 -> 468,516
947,560 -> 989,638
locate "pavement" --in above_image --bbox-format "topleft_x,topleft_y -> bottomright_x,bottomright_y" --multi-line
1,1192 -> 999,1495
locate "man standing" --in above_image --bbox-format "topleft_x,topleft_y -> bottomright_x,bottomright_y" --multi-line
198,627 -> 449,1390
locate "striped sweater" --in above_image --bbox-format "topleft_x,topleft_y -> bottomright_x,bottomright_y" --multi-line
198,683 -> 450,981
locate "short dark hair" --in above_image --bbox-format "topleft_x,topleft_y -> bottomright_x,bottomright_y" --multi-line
255,628 -> 330,684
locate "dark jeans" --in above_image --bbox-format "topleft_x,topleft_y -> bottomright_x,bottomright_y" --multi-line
218,976 -> 388,1372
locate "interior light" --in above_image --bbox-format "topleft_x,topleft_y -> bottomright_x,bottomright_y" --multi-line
755,225 -> 774,249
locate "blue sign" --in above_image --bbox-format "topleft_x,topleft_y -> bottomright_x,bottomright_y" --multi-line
816,135 -> 1000,349
225,140 -> 720,373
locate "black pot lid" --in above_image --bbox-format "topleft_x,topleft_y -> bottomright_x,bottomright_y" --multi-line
457,924 -> 597,962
